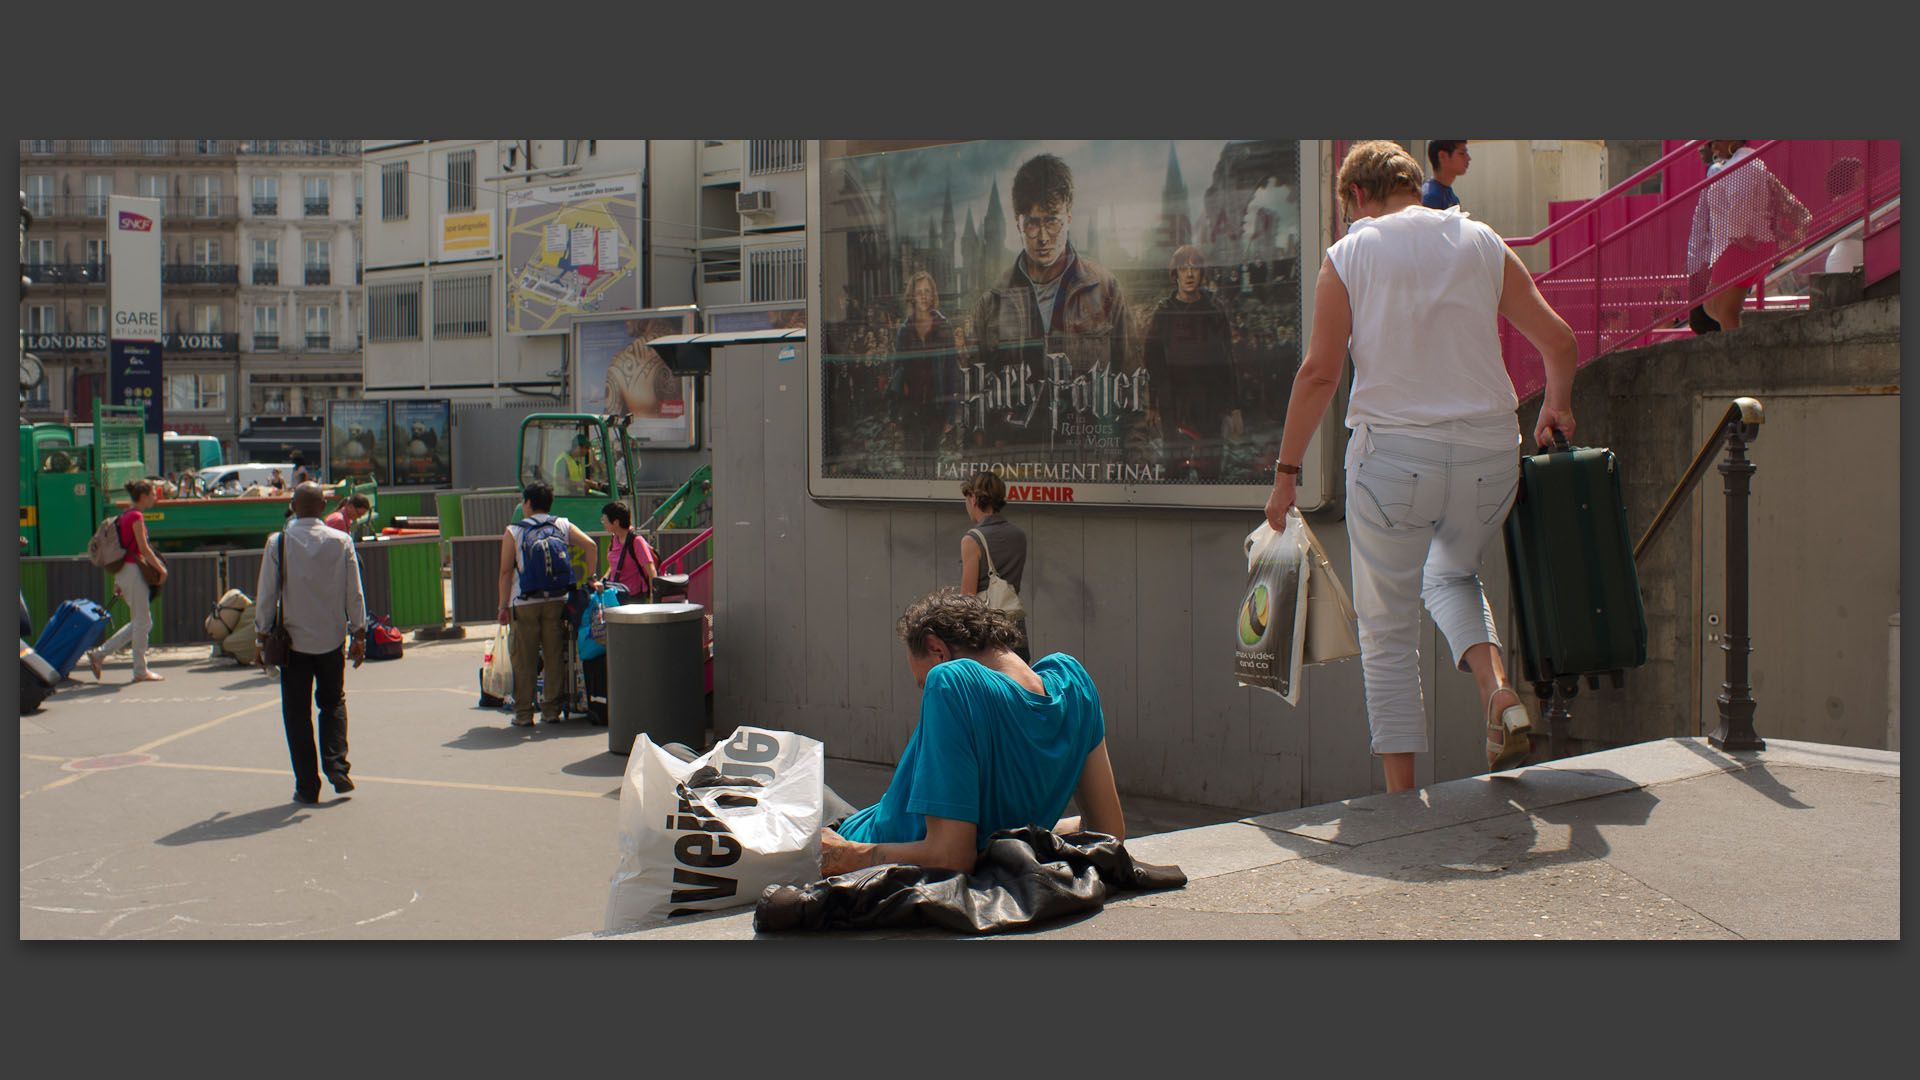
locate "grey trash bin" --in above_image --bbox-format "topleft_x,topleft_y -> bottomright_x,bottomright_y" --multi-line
602,602 -> 706,755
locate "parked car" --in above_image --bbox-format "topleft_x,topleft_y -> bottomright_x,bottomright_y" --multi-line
197,463 -> 300,494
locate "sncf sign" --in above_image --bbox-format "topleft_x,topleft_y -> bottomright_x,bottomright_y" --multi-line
117,211 -> 154,232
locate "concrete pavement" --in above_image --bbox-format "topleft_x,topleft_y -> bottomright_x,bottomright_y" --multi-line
584,737 -> 1899,941
20,634 -> 1897,940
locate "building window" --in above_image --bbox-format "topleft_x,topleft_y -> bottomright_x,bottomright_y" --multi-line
87,305 -> 107,333
85,175 -> 114,217
143,140 -> 167,156
194,305 -> 222,333
91,139 -> 114,155
253,305 -> 280,349
85,238 -> 106,277
28,305 -> 58,333
368,281 -> 423,342
355,173 -> 364,216
166,373 -> 227,412
24,176 -> 54,217
701,247 -> 741,285
447,149 -> 476,212
252,175 -> 278,215
193,238 -> 222,265
305,305 -> 332,348
748,140 -> 805,175
28,140 -> 52,154
193,175 -> 222,217
381,162 -> 408,221
431,272 -> 491,338
26,238 -> 54,266
747,244 -> 805,302
304,237 -> 331,284
304,175 -> 330,216
252,237 -> 279,284
195,140 -> 220,155
138,174 -> 168,200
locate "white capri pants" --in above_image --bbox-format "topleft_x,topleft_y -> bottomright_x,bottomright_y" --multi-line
1345,428 -> 1520,755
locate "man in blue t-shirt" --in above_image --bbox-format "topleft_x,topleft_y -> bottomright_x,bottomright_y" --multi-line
1422,140 -> 1470,210
821,589 -> 1127,875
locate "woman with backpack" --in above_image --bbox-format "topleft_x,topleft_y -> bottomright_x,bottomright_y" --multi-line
89,479 -> 168,682
596,500 -> 657,602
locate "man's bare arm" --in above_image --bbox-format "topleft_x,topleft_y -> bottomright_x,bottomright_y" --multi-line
1055,740 -> 1126,841
819,815 -> 978,876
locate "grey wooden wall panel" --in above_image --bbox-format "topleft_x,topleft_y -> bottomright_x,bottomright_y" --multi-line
843,509 -> 895,759
1027,512 -> 1086,662
801,496 -> 850,715
761,345 -> 810,710
1188,519 -> 1251,764
709,343 -> 750,732
1078,515 -> 1138,748
884,508 -> 939,760
930,504 -> 971,589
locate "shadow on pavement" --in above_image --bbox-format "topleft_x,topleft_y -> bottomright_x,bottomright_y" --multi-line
1673,740 -> 1812,810
155,801 -> 337,845
563,752 -> 628,779
443,719 -> 605,751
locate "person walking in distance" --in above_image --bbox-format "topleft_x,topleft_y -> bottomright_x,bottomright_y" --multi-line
1422,140 -> 1470,210
958,471 -> 1029,661
255,483 -> 369,804
497,481 -> 599,728
87,478 -> 169,683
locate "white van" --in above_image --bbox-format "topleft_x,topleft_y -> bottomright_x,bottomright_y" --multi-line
197,463 -> 301,494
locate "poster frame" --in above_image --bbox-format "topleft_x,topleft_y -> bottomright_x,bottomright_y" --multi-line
570,307 -> 701,450
324,398 -> 394,486
803,139 -> 1331,511
387,397 -> 454,489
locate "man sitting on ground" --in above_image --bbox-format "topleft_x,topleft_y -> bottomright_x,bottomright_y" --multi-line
820,588 -> 1126,875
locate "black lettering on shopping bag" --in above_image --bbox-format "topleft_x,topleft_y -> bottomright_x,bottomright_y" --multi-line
674,832 -> 742,868
669,868 -> 739,908
725,730 -> 781,762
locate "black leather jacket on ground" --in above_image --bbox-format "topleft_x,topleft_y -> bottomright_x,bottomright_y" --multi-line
752,827 -> 1185,935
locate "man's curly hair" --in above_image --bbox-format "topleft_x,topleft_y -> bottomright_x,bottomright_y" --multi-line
897,588 -> 1025,656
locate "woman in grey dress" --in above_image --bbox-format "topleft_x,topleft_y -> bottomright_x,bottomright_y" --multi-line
958,471 -> 1029,661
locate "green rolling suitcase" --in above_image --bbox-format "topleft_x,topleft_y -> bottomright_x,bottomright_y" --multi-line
1502,431 -> 1648,693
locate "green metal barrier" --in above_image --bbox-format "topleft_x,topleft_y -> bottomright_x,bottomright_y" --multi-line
364,537 -> 445,629
434,491 -> 466,538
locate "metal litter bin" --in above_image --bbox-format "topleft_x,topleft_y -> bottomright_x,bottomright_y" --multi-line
603,602 -> 706,755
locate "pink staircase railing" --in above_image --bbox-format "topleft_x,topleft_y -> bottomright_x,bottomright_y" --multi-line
1497,139 -> 1899,401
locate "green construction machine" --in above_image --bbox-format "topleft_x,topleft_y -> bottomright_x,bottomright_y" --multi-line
18,400 -> 379,557
514,412 -> 710,532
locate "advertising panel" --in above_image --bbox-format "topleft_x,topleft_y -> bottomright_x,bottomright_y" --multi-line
325,399 -> 393,485
438,210 -> 494,262
810,140 -> 1321,509
389,399 -> 453,488
572,308 -> 699,448
108,195 -> 165,437
504,171 -> 643,333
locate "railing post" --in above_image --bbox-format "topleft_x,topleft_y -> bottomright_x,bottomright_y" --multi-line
1710,409 -> 1764,751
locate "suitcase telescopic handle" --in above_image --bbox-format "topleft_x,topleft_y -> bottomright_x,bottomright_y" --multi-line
1542,427 -> 1571,453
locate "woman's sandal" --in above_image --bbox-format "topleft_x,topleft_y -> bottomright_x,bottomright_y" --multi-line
1485,686 -> 1533,772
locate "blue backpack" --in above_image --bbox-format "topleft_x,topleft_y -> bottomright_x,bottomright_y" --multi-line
515,515 -> 576,599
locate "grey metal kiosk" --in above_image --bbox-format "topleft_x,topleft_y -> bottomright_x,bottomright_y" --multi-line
602,602 -> 706,755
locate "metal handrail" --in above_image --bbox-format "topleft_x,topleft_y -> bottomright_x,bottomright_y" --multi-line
1635,397 -> 1763,561
1503,139 -> 1711,250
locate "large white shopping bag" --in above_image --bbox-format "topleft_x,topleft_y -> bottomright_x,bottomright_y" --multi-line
605,726 -> 825,931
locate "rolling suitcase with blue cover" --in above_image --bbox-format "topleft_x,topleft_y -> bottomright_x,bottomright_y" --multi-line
1502,431 -> 1648,693
32,599 -> 115,681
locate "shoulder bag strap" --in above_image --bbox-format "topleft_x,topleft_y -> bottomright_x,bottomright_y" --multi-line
275,532 -> 287,629
967,528 -> 999,578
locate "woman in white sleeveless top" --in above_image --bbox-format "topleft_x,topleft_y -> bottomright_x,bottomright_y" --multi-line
1266,141 -> 1579,794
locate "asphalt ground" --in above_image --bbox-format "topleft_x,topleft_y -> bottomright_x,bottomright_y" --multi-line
18,633 -> 1242,940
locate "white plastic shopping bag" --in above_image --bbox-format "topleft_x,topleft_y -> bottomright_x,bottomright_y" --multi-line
481,622 -> 514,702
605,726 -> 826,931
1234,511 -> 1313,705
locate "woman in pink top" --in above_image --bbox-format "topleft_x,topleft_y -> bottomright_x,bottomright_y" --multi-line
88,479 -> 168,682
596,500 -> 656,601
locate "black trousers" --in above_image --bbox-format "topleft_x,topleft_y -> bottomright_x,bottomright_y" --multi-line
282,646 -> 350,795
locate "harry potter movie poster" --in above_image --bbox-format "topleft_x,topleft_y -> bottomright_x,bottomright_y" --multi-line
815,140 -> 1307,506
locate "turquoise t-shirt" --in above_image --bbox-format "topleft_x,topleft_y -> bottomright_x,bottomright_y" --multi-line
835,653 -> 1106,851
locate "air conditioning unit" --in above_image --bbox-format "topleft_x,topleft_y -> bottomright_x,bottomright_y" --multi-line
736,190 -> 773,215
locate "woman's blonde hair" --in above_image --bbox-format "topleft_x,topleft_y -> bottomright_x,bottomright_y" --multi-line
904,270 -> 938,315
960,470 -> 1006,513
1336,140 -> 1426,217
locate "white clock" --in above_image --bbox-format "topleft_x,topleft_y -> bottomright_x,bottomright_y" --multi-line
19,352 -> 44,391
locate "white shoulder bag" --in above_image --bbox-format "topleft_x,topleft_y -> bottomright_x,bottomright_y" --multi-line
967,527 -> 1025,621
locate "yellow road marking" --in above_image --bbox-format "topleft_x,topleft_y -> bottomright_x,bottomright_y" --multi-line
21,775 -> 84,798
22,754 -> 67,763
141,760 -> 605,799
128,699 -> 281,755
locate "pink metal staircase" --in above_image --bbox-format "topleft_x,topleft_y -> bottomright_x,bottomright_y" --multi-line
1496,139 -> 1899,400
